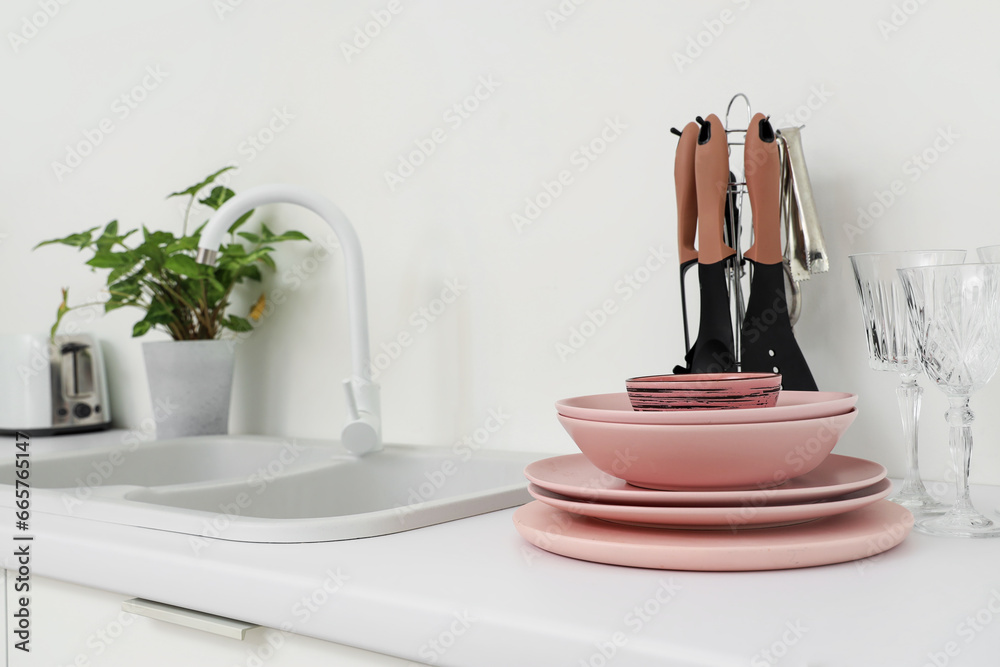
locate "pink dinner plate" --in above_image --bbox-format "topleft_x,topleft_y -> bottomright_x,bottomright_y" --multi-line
524,454 -> 887,507
527,478 -> 892,529
513,499 -> 913,571
556,391 -> 857,425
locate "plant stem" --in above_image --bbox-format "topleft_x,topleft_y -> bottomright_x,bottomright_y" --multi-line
164,319 -> 185,340
182,194 -> 195,237
210,281 -> 238,335
154,271 -> 214,334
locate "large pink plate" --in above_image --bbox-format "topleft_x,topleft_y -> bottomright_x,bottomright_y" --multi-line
513,500 -> 913,571
524,454 -> 887,507
528,478 -> 892,529
556,391 -> 857,425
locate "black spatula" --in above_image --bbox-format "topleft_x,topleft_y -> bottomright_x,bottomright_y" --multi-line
673,122 -> 699,356
740,114 -> 817,390
684,114 -> 737,374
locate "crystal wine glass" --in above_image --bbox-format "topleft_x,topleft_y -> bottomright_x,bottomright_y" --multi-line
898,263 -> 1000,537
978,246 -> 1000,263
849,251 -> 966,514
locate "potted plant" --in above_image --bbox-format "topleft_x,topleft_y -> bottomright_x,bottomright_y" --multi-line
36,167 -> 309,438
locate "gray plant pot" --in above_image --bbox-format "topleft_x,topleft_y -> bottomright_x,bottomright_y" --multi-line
143,340 -> 235,439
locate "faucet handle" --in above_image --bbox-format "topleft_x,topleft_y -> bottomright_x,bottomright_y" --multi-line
342,414 -> 380,456
343,378 -> 361,421
341,377 -> 381,455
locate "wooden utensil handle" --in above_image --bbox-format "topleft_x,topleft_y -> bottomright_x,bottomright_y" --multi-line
675,121 -> 699,265
695,114 -> 736,265
743,113 -> 783,265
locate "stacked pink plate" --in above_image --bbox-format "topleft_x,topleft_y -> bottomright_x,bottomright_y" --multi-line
513,391 -> 914,571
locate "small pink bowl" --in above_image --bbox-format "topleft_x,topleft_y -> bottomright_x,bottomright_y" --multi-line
625,372 -> 781,411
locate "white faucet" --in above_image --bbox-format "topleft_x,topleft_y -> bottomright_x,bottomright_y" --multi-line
195,185 -> 381,456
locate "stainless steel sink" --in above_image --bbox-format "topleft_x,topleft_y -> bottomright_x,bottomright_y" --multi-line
0,436 -> 541,543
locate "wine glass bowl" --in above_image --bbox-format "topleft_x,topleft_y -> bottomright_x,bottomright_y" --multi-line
851,251 -> 967,372
977,245 -> 1000,263
898,263 -> 1000,537
849,250 -> 966,515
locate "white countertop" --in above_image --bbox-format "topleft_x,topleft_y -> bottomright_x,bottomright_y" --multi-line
5,431 -> 1000,666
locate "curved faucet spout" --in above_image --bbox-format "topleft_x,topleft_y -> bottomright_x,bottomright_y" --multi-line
195,184 -> 381,455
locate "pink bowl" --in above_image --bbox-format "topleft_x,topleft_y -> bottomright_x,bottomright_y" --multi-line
625,372 -> 781,411
556,409 -> 857,491
557,391 -> 857,425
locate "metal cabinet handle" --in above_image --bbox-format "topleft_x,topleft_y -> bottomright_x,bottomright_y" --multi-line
122,598 -> 260,640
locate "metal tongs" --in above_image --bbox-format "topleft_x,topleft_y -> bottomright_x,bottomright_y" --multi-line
776,126 -> 828,324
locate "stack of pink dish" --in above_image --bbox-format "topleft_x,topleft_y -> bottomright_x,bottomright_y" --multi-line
513,391 -> 914,571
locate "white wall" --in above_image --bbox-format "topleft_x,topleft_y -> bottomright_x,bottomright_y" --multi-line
3,0 -> 999,486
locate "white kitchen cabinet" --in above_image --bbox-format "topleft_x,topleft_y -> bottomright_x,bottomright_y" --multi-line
7,575 -> 421,667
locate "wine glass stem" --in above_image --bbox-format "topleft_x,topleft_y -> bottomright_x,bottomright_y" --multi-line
896,373 -> 925,494
947,396 -> 975,513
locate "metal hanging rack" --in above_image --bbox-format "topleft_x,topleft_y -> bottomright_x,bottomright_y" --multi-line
723,93 -> 752,368
713,92 -> 806,368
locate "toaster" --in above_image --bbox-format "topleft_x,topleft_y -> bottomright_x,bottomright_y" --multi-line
0,333 -> 112,436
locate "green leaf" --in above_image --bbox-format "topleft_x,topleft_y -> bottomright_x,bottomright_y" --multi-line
86,251 -> 127,269
205,275 -> 226,304
258,253 -> 276,270
180,279 -> 206,304
227,210 -> 254,234
238,264 -> 262,282
164,254 -> 204,278
237,232 -> 261,244
165,236 -> 200,253
221,242 -> 247,257
92,221 -> 140,253
246,247 -> 276,264
167,166 -> 235,199
94,220 -> 119,251
142,226 -> 174,246
107,263 -> 137,285
199,186 -> 235,211
132,320 -> 153,337
225,315 -> 253,333
273,230 -> 310,242
145,299 -> 175,324
34,227 -> 100,251
106,252 -> 141,283
216,243 -> 248,272
136,241 -> 166,271
104,298 -> 131,313
260,223 -> 275,241
192,220 -> 209,238
109,275 -> 143,297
